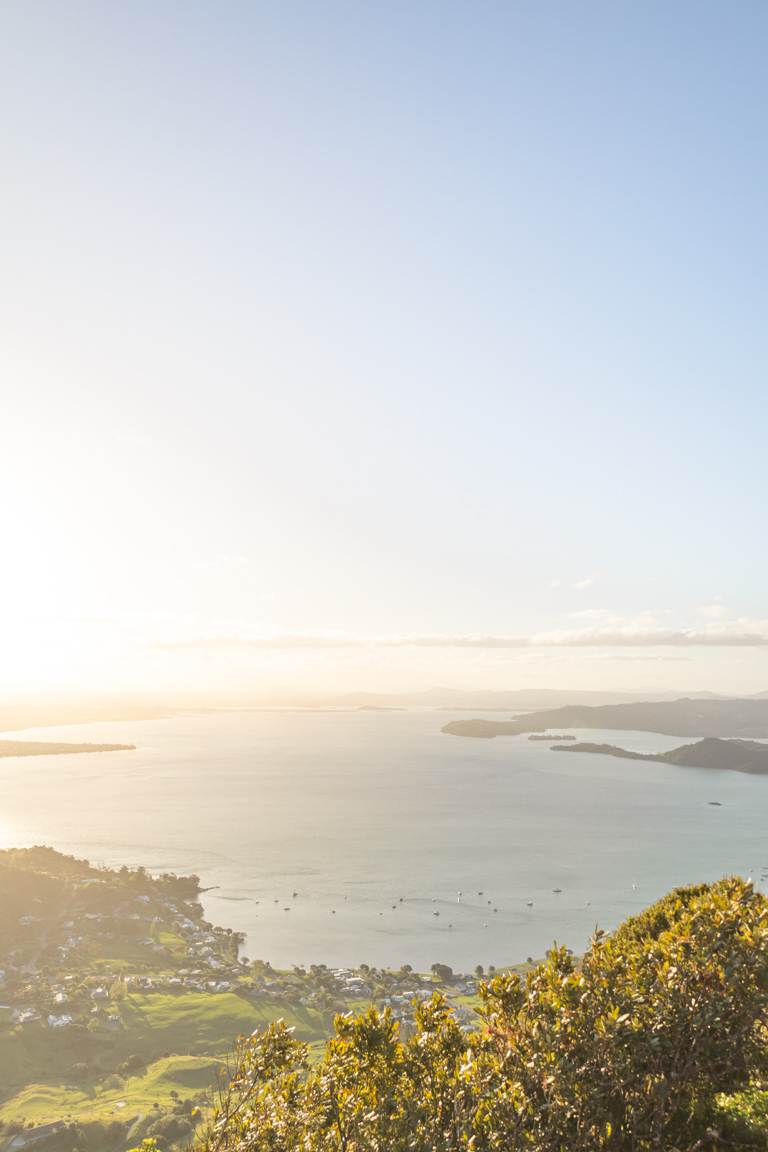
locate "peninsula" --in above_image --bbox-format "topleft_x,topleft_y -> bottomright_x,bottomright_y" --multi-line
551,737 -> 768,774
442,697 -> 768,739
0,740 -> 135,758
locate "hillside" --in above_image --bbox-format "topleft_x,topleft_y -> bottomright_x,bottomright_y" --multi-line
6,854 -> 768,1152
551,737 -> 768,773
442,697 -> 768,739
0,849 -> 481,1152
194,878 -> 768,1152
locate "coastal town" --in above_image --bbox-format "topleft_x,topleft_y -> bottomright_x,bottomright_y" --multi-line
0,848 -> 484,1150
0,848 -> 481,1032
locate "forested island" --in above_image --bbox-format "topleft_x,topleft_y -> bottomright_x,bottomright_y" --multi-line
551,736 -> 768,774
442,696 -> 768,739
0,742 -> 135,759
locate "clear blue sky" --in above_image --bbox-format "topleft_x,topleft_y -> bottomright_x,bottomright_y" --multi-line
1,1 -> 767,696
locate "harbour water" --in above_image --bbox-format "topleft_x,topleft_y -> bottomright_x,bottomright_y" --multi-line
1,709 -> 764,970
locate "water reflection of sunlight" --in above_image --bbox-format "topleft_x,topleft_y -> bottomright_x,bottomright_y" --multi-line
0,814 -> 27,850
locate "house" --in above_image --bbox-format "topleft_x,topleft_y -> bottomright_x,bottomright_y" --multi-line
12,1009 -> 41,1025
2,1121 -> 66,1150
47,1014 -> 73,1028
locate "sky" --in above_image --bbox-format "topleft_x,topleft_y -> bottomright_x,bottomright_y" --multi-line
1,1 -> 768,699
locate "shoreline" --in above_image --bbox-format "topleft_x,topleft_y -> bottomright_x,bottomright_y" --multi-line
0,740 -> 136,759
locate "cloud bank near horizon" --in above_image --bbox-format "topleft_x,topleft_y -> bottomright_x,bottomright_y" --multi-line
153,625 -> 768,652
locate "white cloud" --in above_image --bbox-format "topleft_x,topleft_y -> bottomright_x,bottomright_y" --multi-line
151,620 -> 768,652
532,628 -> 768,648
697,602 -> 728,620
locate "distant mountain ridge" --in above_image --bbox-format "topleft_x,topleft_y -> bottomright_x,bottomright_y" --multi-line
328,687 -> 734,710
442,697 -> 768,739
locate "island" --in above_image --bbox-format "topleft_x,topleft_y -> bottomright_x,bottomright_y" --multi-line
0,741 -> 135,758
550,737 -> 768,774
442,697 -> 768,739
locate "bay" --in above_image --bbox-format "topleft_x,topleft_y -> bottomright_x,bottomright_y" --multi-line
0,709 -> 764,970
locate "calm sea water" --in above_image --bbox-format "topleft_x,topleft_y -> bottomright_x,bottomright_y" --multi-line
1,710 -> 765,971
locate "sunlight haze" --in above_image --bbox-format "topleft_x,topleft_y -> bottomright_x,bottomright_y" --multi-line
5,8 -> 768,1149
2,1 -> 767,699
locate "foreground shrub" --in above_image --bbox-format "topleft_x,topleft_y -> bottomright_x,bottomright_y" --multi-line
198,877 -> 768,1151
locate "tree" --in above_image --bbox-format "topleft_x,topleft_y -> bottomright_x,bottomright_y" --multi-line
195,878 -> 768,1152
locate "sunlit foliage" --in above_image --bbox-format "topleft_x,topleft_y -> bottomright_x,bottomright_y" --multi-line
197,877 -> 768,1151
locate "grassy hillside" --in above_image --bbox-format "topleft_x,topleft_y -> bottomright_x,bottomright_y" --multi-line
0,1055 -> 218,1125
7,850 -> 768,1151
0,849 -> 471,1150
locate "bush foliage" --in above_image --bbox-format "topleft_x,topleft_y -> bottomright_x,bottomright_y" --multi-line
196,877 -> 768,1152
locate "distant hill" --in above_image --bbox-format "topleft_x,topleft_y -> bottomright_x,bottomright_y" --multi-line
552,737 -> 768,774
442,697 -> 768,739
328,688 -> 724,710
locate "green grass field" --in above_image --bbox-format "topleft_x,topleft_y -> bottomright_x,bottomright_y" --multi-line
0,989 -> 332,1129
0,1054 -> 218,1124
0,985 -> 480,1133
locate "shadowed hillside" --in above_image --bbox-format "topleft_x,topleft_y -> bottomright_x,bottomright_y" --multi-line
443,697 -> 768,739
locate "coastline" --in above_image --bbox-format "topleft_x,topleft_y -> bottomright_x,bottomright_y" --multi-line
0,740 -> 136,758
